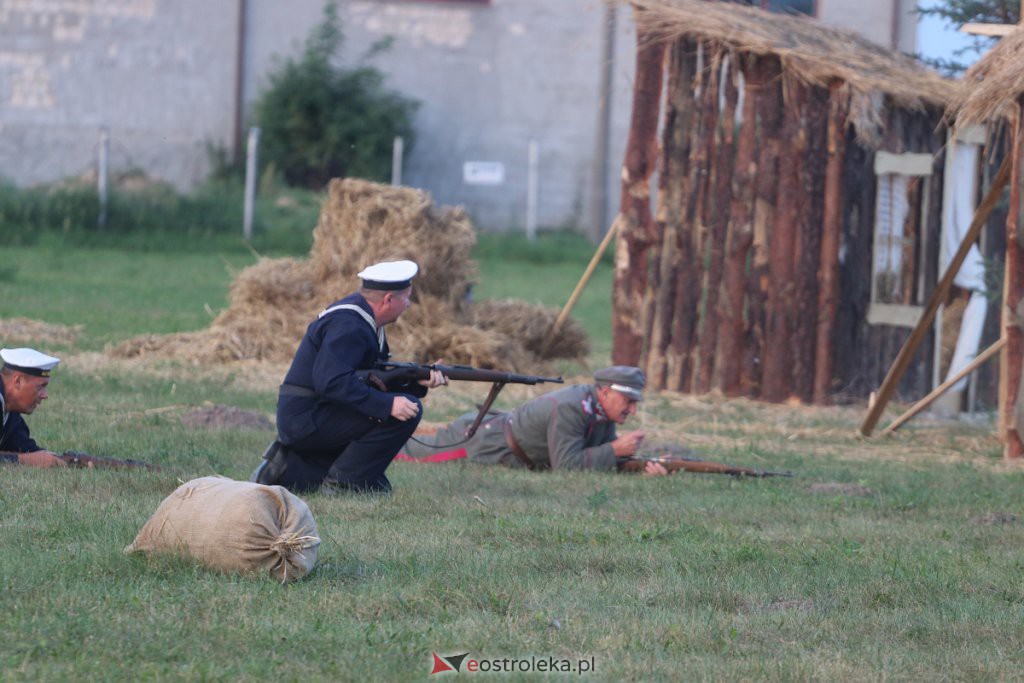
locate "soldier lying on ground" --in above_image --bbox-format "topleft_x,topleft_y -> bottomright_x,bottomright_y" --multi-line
0,347 -> 66,468
398,366 -> 669,475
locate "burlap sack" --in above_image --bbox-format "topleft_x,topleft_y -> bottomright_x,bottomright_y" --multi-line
125,476 -> 320,582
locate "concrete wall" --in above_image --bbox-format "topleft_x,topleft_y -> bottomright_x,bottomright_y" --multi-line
0,0 -> 239,190
0,0 -> 925,234
818,0 -> 917,53
244,0 -> 636,232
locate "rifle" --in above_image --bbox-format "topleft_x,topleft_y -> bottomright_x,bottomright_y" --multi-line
0,450 -> 161,470
57,450 -> 162,470
357,361 -> 563,438
618,454 -> 792,478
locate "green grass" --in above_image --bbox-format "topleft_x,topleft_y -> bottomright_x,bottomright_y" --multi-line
2,237 -> 1021,680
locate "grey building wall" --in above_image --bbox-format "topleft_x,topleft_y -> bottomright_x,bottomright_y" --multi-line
0,0 -> 924,235
243,0 -> 636,233
818,0 -> 917,53
0,0 -> 239,190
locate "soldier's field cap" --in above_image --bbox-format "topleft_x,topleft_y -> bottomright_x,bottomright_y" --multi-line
358,260 -> 419,290
594,366 -> 645,401
1,348 -> 60,377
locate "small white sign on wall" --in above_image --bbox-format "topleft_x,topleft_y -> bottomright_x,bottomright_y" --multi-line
463,161 -> 505,185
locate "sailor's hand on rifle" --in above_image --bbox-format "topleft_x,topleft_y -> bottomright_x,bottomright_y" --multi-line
611,430 -> 645,457
18,450 -> 68,468
418,361 -> 449,389
391,396 -> 421,421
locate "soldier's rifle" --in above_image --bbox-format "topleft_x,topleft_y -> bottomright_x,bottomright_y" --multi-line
356,361 -> 563,438
618,454 -> 792,478
1,450 -> 161,470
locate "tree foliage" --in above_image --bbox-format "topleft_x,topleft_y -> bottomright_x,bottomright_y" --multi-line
252,1 -> 419,188
917,0 -> 1018,74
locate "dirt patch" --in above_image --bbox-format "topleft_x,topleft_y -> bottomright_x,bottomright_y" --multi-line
972,512 -> 1019,526
0,317 -> 82,347
180,405 -> 274,431
808,482 -> 874,497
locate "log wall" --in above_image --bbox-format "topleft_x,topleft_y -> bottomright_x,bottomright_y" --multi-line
613,35 -> 949,404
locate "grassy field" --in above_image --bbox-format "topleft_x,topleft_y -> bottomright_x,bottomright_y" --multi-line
2,237 -> 1023,681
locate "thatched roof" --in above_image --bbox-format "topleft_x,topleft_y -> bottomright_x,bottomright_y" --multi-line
630,0 -> 954,112
949,25 -> 1024,127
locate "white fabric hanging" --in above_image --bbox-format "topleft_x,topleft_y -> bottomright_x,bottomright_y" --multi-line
941,140 -> 988,389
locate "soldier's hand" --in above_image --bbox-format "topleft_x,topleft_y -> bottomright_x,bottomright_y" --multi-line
18,450 -> 67,468
390,396 -> 421,421
611,430 -> 645,457
418,360 -> 449,388
642,461 -> 670,476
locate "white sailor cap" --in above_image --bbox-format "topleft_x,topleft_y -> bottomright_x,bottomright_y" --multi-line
357,260 -> 419,291
1,347 -> 60,377
594,366 -> 645,401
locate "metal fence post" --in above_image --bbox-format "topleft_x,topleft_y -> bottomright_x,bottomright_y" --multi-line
392,136 -> 404,186
526,139 -> 539,242
243,126 -> 260,241
97,126 -> 110,231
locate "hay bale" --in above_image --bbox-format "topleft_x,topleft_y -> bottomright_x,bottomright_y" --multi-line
311,178 -> 476,309
229,257 -> 316,308
112,178 -> 589,370
470,299 -> 589,360
0,317 -> 82,346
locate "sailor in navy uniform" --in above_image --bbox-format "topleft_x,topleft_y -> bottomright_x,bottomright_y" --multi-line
252,260 -> 447,493
0,347 -> 67,468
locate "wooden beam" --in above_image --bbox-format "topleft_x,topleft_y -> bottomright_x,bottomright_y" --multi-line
881,337 -> 1007,435
1001,105 -> 1024,458
541,220 -> 620,358
859,154 -> 1012,436
961,22 -> 1016,37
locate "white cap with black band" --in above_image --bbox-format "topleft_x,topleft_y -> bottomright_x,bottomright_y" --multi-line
1,347 -> 60,377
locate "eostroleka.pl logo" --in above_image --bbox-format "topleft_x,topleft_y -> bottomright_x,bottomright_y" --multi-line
430,652 -> 596,675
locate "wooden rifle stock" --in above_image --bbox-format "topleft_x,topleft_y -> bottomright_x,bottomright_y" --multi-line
619,455 -> 792,478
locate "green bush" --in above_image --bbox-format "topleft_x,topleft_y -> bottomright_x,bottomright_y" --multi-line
252,1 -> 418,188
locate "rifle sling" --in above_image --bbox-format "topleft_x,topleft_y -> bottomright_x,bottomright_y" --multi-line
502,418 -> 535,471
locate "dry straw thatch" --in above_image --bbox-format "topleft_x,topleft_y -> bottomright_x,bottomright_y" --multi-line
0,317 -> 82,347
630,0 -> 954,138
949,26 -> 1024,127
112,178 -> 588,369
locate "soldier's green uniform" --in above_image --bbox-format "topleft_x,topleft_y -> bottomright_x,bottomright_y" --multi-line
401,383 -> 619,470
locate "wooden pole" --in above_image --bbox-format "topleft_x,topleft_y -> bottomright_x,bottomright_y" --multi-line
715,54 -> 761,395
1001,106 -> 1024,458
812,82 -> 848,404
761,77 -> 807,402
540,220 -> 620,357
859,153 -> 1011,436
645,41 -> 696,391
881,337 -> 1007,435
695,51 -> 737,393
611,26 -> 665,366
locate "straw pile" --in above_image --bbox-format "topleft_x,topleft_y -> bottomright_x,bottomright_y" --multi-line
949,26 -> 1024,127
0,317 -> 82,347
111,178 -> 588,369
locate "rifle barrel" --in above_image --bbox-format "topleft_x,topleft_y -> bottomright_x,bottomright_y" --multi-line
371,361 -> 562,385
